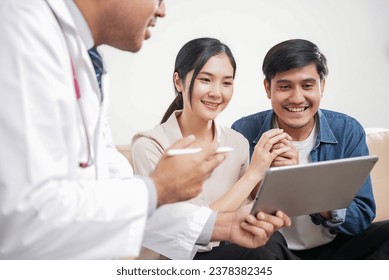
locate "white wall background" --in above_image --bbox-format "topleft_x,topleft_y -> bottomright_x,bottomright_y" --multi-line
101,0 -> 389,145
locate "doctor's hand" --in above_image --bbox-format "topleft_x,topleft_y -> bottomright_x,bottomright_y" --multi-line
151,135 -> 226,206
212,203 -> 291,248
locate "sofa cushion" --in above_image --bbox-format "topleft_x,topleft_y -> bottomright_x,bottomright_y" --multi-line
365,128 -> 389,222
116,144 -> 133,166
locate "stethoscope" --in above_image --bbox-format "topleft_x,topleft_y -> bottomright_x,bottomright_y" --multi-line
71,60 -> 93,168
46,0 -> 94,168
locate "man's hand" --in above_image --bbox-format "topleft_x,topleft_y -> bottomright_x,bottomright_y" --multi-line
151,135 -> 226,206
271,138 -> 299,167
247,129 -> 292,198
212,203 -> 291,248
247,129 -> 292,181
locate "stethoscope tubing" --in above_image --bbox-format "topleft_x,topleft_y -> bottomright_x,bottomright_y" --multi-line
71,60 -> 93,168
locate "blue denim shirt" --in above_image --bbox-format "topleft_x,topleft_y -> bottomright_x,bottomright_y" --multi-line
232,109 -> 376,235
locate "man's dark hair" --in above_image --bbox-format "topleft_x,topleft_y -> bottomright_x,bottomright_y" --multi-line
262,39 -> 328,84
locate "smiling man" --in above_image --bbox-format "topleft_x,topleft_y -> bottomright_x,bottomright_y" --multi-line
232,39 -> 389,259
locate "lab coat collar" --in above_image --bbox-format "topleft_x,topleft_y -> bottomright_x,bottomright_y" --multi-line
65,0 -> 95,49
46,0 -> 95,49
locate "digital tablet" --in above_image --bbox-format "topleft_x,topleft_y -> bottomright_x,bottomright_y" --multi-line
250,155 -> 378,217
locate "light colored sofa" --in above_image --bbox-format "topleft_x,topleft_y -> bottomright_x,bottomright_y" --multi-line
365,128 -> 389,222
117,127 -> 389,222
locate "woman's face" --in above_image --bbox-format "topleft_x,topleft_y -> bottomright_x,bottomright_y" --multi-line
176,53 -> 235,122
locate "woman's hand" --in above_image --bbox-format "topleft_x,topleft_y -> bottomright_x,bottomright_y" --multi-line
247,129 -> 292,182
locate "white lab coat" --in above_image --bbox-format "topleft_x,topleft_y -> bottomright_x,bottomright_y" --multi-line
0,0 -> 150,259
142,203 -> 213,260
0,0 -> 213,260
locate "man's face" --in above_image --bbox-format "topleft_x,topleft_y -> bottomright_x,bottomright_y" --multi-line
96,0 -> 165,52
264,63 -> 325,140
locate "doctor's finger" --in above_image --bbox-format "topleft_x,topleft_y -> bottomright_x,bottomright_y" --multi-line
256,211 -> 289,229
245,214 -> 276,237
275,211 -> 292,227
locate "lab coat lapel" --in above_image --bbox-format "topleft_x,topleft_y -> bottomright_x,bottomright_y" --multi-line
46,0 -> 105,178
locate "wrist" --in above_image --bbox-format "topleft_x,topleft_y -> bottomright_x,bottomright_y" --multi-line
244,169 -> 263,185
211,212 -> 233,242
138,176 -> 158,215
150,172 -> 170,207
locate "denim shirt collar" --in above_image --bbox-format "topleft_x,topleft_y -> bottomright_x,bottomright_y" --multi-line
316,109 -> 338,146
254,110 -> 274,144
254,109 -> 339,148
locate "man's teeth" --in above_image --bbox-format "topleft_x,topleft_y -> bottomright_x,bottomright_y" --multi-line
287,107 -> 305,112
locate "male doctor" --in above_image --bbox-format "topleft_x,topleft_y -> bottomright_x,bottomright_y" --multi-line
0,0 -> 291,259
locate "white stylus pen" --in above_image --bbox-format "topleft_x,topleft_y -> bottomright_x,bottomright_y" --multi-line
215,147 -> 234,153
166,147 -> 234,156
166,148 -> 202,156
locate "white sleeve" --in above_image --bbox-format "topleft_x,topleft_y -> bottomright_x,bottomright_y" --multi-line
143,203 -> 213,260
132,135 -> 213,259
0,1 -> 148,259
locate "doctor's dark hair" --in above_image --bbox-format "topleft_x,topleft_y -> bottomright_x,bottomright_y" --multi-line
262,39 -> 328,84
160,37 -> 236,124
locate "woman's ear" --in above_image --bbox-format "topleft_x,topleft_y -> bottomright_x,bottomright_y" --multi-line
264,79 -> 271,99
173,72 -> 183,92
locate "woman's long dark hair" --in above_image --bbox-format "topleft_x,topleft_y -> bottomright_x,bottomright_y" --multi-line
160,37 -> 236,124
